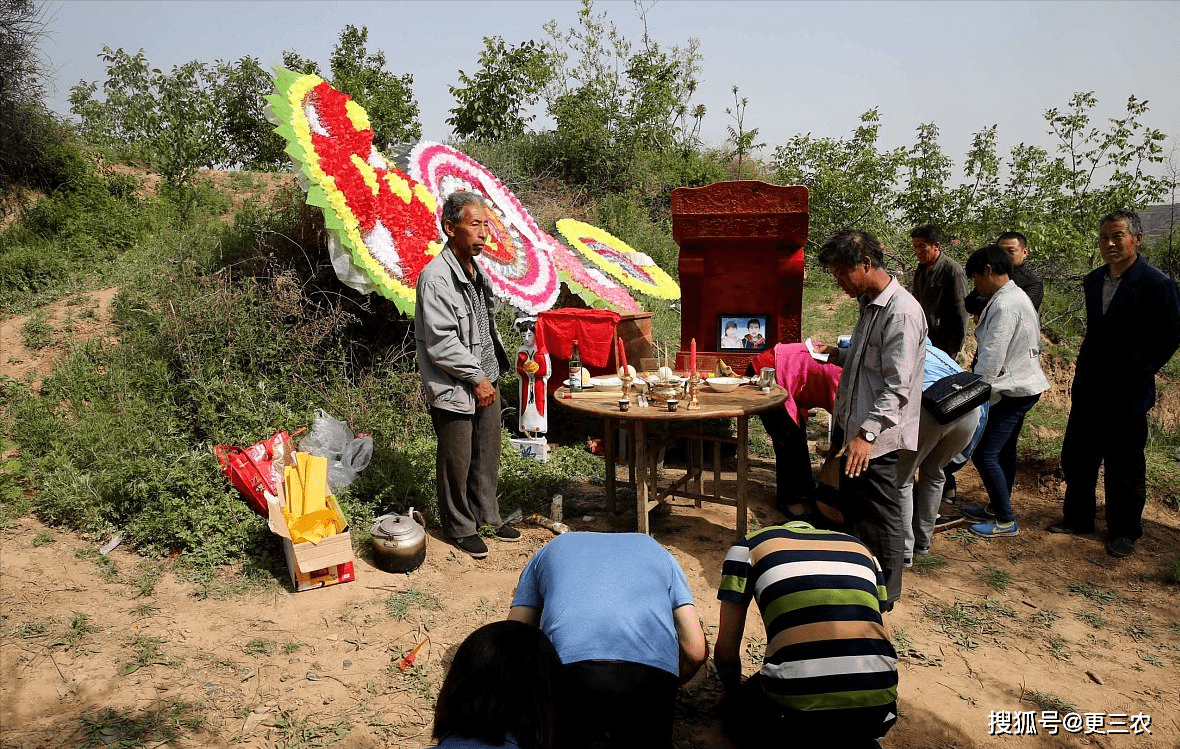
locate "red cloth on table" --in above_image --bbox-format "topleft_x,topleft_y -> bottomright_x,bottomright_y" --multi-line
751,343 -> 842,425
535,309 -> 621,369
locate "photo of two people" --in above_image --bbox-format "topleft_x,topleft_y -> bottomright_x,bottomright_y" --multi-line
718,315 -> 768,351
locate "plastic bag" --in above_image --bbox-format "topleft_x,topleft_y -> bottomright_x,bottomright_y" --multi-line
299,410 -> 374,492
300,409 -> 351,460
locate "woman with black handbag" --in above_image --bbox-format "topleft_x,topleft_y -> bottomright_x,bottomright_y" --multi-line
960,245 -> 1050,538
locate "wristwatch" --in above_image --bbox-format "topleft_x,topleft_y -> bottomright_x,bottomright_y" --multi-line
860,429 -> 876,444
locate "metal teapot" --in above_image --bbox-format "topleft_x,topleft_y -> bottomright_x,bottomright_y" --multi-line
370,509 -> 427,573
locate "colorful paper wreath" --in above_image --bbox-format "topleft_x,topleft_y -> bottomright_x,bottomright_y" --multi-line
264,68 -> 440,315
546,235 -> 641,312
555,219 -> 680,300
409,142 -> 559,315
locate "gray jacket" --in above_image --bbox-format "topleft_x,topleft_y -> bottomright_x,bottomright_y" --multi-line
832,276 -> 927,457
414,245 -> 511,414
973,280 -> 1049,403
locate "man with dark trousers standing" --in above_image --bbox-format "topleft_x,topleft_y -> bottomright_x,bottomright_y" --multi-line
1049,210 -> 1180,557
415,191 -> 519,559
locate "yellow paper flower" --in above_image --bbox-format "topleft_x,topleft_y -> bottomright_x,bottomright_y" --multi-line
555,219 -> 680,300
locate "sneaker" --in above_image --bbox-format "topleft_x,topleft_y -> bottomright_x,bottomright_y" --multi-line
903,557 -> 913,569
969,520 -> 1019,538
1106,537 -> 1136,558
915,547 -> 931,556
1046,520 -> 1092,535
494,524 -> 522,542
453,534 -> 489,559
961,505 -> 997,522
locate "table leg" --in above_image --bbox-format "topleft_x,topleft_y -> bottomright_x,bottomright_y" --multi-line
713,441 -> 722,503
693,431 -> 704,508
737,416 -> 749,536
603,416 -> 617,514
635,420 -> 650,535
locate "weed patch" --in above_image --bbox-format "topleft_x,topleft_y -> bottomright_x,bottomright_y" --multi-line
914,554 -> 949,572
977,566 -> 1011,592
121,636 -> 179,675
1022,691 -> 1077,714
71,700 -> 206,749
384,589 -> 437,621
269,707 -> 351,747
923,598 -> 1016,649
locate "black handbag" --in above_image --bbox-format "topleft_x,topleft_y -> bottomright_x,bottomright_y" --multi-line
922,371 -> 990,425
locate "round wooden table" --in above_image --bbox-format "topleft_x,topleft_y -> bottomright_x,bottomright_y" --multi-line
555,383 -> 787,534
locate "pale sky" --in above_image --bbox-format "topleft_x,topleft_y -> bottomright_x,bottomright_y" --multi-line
40,1 -> 1180,177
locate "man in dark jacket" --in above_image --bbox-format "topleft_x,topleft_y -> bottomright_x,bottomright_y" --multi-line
1049,210 -> 1180,557
910,224 -> 969,358
965,231 -> 1044,313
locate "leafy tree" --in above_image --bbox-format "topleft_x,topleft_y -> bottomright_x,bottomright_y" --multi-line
211,56 -> 287,171
326,25 -> 420,148
0,0 -> 62,192
539,0 -> 706,191
69,47 -> 225,221
724,85 -> 765,179
772,109 -> 905,254
897,122 -> 955,234
447,37 -> 555,142
1045,91 -> 1170,264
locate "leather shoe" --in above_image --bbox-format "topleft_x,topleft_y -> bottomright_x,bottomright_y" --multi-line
1106,537 -> 1136,558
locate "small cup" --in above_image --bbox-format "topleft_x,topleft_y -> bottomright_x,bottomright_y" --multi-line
666,399 -> 679,412
618,399 -> 630,412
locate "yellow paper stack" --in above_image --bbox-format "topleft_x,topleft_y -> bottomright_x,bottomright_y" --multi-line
283,452 -> 341,544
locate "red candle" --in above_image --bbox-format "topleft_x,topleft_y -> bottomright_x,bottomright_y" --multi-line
690,338 -> 697,376
617,337 -> 628,372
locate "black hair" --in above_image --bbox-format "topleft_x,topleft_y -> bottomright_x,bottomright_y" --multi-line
724,321 -> 738,331
910,224 -> 942,244
996,231 -> 1027,247
817,229 -> 885,270
1099,209 -> 1143,236
746,319 -> 761,328
965,244 -> 1014,278
432,620 -> 561,749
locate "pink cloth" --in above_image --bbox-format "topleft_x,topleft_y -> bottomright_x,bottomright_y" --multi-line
535,309 -> 621,369
756,343 -> 842,424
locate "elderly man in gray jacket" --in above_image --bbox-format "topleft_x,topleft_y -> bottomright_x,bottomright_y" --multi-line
415,191 -> 517,559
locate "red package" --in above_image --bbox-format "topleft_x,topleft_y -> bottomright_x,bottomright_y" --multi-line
214,431 -> 291,517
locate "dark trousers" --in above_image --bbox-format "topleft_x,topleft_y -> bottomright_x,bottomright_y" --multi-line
558,660 -> 679,749
1061,405 -> 1148,540
831,427 -> 905,609
970,394 -> 1040,523
721,675 -> 883,749
759,408 -> 814,511
430,397 -> 503,539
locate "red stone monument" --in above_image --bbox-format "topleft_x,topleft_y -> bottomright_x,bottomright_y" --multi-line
670,181 -> 808,375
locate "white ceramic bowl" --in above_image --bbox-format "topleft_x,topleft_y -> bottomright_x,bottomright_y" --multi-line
705,377 -> 744,393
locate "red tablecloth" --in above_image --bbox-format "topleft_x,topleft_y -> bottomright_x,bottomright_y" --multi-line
535,309 -> 621,369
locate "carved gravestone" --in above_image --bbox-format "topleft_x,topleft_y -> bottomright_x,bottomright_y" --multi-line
671,181 -> 808,375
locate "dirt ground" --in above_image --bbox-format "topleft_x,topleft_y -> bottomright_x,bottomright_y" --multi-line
3,291 -> 1180,749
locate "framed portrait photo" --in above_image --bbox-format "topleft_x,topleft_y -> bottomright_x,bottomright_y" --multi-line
718,314 -> 770,352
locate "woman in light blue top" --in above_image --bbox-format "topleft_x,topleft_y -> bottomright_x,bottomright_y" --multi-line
961,245 -> 1050,538
429,620 -> 561,749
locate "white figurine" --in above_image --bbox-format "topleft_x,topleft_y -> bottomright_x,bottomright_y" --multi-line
515,317 -> 550,435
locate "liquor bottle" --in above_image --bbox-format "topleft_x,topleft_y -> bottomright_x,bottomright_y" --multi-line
569,339 -> 582,393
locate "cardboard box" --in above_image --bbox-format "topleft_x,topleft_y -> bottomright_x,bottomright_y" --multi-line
267,494 -> 356,592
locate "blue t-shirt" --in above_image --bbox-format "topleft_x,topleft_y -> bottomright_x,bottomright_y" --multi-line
511,532 -> 695,676
922,337 -> 961,389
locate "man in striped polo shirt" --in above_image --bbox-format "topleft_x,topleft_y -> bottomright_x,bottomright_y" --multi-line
715,521 -> 898,749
